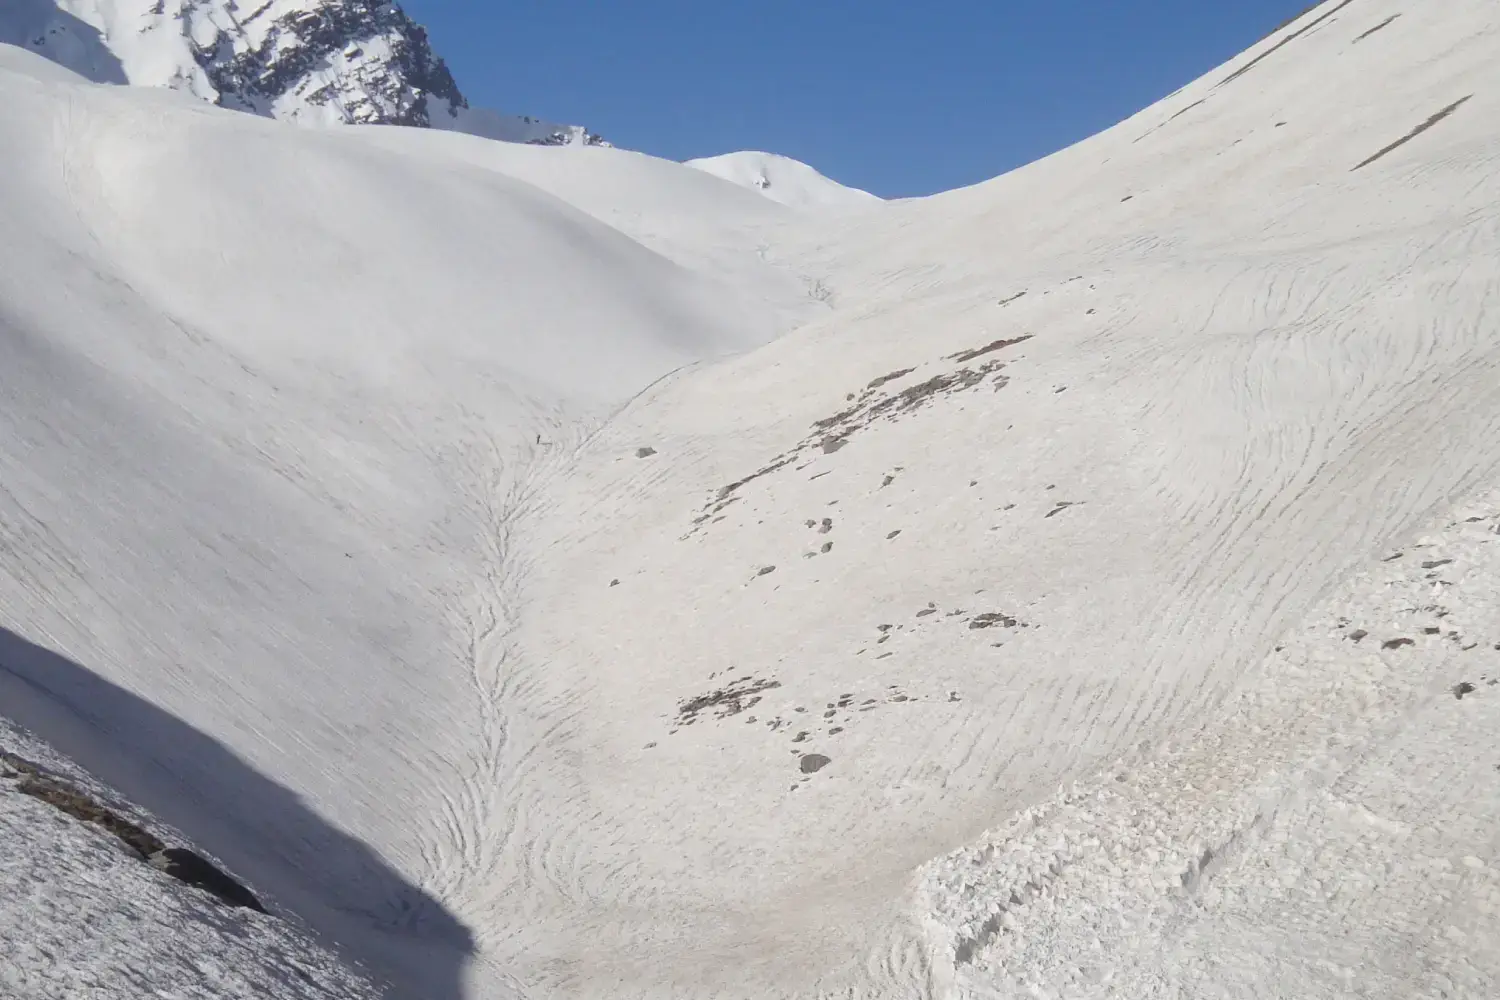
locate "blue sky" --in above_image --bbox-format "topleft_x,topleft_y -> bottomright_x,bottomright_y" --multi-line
403,1 -> 1316,198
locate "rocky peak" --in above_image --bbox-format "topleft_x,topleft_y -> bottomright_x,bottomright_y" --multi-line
5,1 -> 607,143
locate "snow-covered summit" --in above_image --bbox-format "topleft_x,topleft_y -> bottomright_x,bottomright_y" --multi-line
0,0 -> 606,143
685,150 -> 881,210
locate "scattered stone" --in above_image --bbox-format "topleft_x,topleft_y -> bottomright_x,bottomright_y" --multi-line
886,530 -> 902,539
821,541 -> 833,553
757,565 -> 776,576
1422,559 -> 1453,570
916,607 -> 937,618
1348,629 -> 1368,642
1454,682 -> 1476,700
799,754 -> 832,774
1382,638 -> 1415,649
609,578 -> 620,587
635,446 -> 657,458
818,517 -> 834,534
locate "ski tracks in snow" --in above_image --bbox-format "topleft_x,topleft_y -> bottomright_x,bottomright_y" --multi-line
413,403 -> 598,963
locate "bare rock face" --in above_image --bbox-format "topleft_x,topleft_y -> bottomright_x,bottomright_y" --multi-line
195,0 -> 469,127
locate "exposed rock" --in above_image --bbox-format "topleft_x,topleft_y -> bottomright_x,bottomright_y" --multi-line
798,754 -> 831,774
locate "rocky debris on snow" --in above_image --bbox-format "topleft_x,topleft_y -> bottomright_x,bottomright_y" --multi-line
2,749 -> 266,912
947,335 -> 1034,364
687,338 -> 1033,534
968,612 -> 1023,630
671,676 -> 782,731
636,446 -> 657,457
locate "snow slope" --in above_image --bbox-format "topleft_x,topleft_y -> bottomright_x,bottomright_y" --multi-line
0,39 -> 813,999
484,1 -> 1500,996
3,1 -> 1500,998
685,150 -> 881,210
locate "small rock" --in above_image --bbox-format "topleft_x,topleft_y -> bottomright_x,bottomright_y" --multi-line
1382,638 -> 1415,649
799,754 -> 832,774
757,565 -> 776,576
1347,629 -> 1368,642
147,848 -> 266,913
635,446 -> 657,458
1454,682 -> 1476,700
609,579 -> 620,587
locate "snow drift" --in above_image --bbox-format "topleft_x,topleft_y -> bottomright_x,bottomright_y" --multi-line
685,149 -> 881,210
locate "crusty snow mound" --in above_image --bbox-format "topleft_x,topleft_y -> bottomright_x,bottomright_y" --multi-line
685,149 -> 881,210
4,1 -> 1500,998
0,0 -> 604,143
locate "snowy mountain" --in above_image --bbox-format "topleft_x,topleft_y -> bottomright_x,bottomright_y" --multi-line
4,1 -> 1500,999
686,149 -> 881,210
0,0 -> 606,143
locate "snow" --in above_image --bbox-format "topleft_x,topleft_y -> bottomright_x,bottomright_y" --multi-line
685,150 -> 882,210
1,715 -> 384,1000
3,0 -> 1500,998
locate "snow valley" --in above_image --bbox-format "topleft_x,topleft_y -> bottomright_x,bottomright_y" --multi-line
2,2 -> 1500,999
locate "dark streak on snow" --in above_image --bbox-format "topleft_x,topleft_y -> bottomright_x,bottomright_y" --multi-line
1218,0 -> 1360,87
1352,96 -> 1474,171
1353,13 -> 1399,42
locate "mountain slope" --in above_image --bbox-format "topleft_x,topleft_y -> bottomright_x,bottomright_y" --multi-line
0,40 -> 810,999
686,150 -> 881,210
2,1 -> 1499,999
484,1 -> 1500,995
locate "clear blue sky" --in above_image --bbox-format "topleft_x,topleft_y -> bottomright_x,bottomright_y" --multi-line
402,1 -> 1316,198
